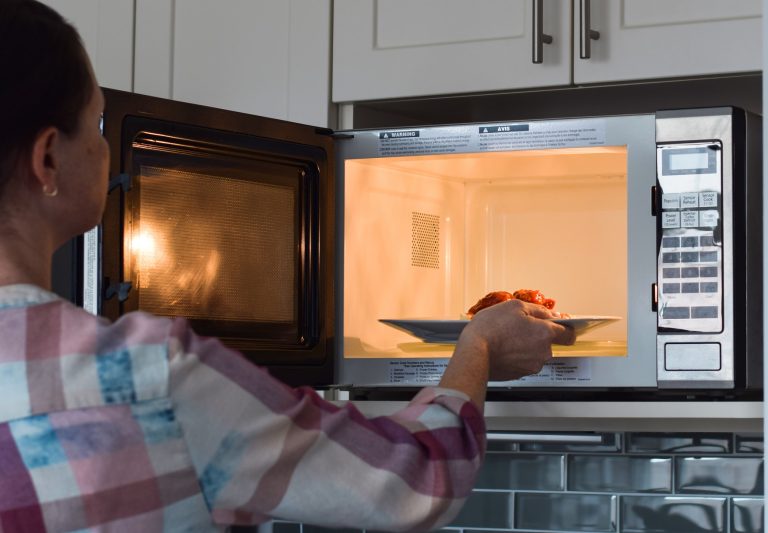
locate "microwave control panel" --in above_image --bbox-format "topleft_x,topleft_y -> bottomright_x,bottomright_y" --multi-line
656,142 -> 722,334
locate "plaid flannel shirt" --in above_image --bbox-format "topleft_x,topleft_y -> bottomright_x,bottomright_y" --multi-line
0,284 -> 485,532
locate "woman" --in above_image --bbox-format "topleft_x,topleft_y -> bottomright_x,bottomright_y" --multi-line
0,1 -> 574,531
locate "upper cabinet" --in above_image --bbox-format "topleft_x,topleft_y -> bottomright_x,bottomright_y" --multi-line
573,0 -> 762,84
332,0 -> 571,103
134,0 -> 332,127
333,0 -> 762,103
38,0 -> 134,91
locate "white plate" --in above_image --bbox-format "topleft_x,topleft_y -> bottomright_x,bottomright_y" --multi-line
551,316 -> 622,336
379,319 -> 468,343
380,316 -> 621,344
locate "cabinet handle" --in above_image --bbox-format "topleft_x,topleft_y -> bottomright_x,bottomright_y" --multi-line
579,0 -> 600,59
487,432 -> 604,443
532,0 -> 553,64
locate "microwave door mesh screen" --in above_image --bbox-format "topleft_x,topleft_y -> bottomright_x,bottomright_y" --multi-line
133,166 -> 296,323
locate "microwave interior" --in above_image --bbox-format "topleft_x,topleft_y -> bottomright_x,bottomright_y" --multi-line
342,146 -> 629,360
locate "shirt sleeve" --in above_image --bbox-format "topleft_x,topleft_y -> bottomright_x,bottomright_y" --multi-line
166,317 -> 486,531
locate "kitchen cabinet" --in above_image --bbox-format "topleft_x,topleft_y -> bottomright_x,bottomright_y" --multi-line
333,0 -> 762,103
37,0 -> 134,91
134,0 -> 332,127
332,0 -> 571,103
573,0 -> 762,84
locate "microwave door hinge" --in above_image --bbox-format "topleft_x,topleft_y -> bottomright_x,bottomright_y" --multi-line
108,173 -> 132,193
104,281 -> 132,302
312,127 -> 355,140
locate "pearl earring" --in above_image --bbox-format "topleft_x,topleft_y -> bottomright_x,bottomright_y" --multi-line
43,184 -> 58,197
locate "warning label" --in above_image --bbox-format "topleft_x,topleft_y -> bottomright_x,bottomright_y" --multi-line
517,359 -> 593,383
374,120 -> 606,157
379,130 -> 472,157
477,123 -> 605,151
388,360 -> 449,384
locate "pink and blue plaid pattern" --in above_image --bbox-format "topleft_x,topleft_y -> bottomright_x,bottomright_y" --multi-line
0,285 -> 485,532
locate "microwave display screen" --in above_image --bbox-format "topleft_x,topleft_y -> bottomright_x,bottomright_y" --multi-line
662,146 -> 717,175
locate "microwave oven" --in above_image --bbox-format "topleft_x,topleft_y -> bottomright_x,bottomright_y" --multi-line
51,90 -> 762,398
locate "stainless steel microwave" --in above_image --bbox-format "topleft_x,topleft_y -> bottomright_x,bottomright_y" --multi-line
52,91 -> 761,398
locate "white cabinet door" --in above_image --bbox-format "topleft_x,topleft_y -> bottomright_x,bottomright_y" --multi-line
38,0 -> 134,91
332,0 -> 571,103
135,0 -> 331,127
573,0 -> 762,84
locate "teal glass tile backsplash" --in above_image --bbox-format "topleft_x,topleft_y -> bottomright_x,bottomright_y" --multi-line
736,434 -> 764,454
267,431 -> 763,533
732,498 -> 765,533
569,455 -> 672,493
626,433 -> 732,454
449,491 -> 514,528
676,457 -> 763,495
515,492 -> 616,531
475,453 -> 564,490
621,496 -> 726,533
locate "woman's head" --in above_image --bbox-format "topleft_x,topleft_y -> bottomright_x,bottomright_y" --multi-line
0,0 -> 95,194
0,0 -> 109,243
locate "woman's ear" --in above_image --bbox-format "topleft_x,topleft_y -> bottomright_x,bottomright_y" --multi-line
29,126 -> 60,195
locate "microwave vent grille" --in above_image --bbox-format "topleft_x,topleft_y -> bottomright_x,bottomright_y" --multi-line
411,212 -> 440,269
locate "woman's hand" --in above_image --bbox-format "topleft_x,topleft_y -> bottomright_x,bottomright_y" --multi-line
459,299 -> 576,381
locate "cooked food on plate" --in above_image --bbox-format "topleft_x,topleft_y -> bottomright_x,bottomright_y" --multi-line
466,289 -> 558,318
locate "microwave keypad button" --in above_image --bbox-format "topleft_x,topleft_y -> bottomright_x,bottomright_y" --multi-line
680,211 -> 699,228
692,306 -> 719,319
663,307 -> 691,319
663,267 -> 681,278
663,283 -> 681,294
662,237 -> 680,248
681,237 -> 698,248
665,343 -> 721,371
662,193 -> 681,209
681,252 -> 699,263
700,266 -> 718,278
662,252 -> 681,263
700,251 -> 718,263
681,267 -> 699,278
699,235 -> 715,247
699,192 -> 718,208
682,282 -> 699,293
700,282 -> 718,293
699,210 -> 719,227
662,212 -> 680,228
681,193 -> 699,208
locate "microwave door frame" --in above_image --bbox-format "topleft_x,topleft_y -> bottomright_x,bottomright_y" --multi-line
335,115 -> 658,392
97,88 -> 338,389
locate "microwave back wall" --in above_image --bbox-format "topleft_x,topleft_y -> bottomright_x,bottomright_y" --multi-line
52,89 -> 762,398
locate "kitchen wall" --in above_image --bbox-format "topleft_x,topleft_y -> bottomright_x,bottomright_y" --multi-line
258,431 -> 763,533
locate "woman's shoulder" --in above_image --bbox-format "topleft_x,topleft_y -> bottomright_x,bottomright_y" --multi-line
49,297 -> 186,357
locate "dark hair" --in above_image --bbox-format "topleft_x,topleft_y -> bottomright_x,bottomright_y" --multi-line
0,0 -> 92,192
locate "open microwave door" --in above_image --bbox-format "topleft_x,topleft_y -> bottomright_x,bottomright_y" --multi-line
89,89 -> 337,387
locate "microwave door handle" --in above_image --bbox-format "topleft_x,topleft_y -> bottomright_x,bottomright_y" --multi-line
487,433 -> 604,444
532,0 -> 553,64
579,0 -> 601,59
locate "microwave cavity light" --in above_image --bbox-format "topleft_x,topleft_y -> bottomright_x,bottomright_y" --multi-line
132,230 -> 159,264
